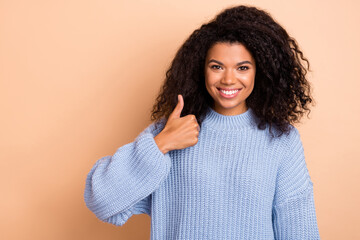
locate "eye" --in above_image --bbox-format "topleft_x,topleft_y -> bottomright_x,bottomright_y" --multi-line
210,65 -> 222,70
238,66 -> 249,71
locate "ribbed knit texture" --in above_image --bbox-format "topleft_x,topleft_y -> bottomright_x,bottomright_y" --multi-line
84,106 -> 320,239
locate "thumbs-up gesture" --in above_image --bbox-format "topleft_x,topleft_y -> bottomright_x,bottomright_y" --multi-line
154,94 -> 200,154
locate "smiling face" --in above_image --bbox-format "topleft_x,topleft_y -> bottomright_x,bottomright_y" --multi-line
204,42 -> 256,116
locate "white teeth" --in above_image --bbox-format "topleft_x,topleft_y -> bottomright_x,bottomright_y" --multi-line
220,89 -> 239,95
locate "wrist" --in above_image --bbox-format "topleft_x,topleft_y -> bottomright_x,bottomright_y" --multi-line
154,135 -> 170,154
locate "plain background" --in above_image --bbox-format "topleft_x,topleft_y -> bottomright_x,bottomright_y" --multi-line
1,0 -> 359,239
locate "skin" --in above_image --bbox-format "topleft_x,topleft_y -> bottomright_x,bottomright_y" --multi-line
204,42 -> 256,116
154,94 -> 200,154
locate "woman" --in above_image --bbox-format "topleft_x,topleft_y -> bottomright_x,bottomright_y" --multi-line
84,5 -> 320,239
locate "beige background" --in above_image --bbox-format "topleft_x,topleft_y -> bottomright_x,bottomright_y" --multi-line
1,0 -> 359,239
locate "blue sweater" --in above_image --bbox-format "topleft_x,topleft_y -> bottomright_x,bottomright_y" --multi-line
84,106 -> 320,239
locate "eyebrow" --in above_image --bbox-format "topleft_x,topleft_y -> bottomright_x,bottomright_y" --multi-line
208,59 -> 253,66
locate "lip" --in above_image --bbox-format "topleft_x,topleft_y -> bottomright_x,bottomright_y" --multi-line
217,88 -> 241,98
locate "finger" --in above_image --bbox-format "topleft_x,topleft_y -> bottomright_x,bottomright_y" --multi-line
169,94 -> 184,120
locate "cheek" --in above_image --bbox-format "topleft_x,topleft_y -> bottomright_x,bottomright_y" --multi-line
241,74 -> 255,88
205,72 -> 215,87
205,71 -> 221,85
205,78 -> 213,95
204,75 -> 218,98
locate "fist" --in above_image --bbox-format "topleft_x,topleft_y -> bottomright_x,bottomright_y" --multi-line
154,94 -> 200,154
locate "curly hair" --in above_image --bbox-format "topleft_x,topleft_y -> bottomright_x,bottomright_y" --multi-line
150,4 -> 314,137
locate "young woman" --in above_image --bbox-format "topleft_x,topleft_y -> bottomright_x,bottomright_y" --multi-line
84,5 -> 320,239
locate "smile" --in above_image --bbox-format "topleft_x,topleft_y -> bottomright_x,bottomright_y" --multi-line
217,88 -> 241,98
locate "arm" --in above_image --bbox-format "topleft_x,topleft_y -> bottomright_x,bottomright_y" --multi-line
84,119 -> 171,226
272,127 -> 320,239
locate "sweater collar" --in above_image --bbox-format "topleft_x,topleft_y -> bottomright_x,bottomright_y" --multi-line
202,106 -> 258,130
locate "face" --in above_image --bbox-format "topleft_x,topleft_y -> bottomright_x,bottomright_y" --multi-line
204,42 -> 256,116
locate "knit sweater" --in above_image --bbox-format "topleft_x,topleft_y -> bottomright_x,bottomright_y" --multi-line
84,106 -> 320,239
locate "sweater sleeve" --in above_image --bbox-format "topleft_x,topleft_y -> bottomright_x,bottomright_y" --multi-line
272,126 -> 320,239
84,119 -> 171,226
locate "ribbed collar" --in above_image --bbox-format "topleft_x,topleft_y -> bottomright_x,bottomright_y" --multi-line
202,106 -> 258,130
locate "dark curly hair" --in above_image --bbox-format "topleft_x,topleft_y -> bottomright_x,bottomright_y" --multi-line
150,4 -> 315,137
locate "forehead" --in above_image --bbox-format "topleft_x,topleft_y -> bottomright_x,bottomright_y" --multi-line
206,42 -> 254,61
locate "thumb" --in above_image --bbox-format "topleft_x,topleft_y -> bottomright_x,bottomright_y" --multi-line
169,94 -> 184,120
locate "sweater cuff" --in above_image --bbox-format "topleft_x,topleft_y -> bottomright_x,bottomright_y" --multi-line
272,182 -> 320,239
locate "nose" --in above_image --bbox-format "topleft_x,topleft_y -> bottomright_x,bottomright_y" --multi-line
221,69 -> 236,85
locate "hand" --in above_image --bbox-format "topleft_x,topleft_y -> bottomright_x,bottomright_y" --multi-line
154,94 -> 200,154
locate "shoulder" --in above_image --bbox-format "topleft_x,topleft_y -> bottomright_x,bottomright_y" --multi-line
267,123 -> 301,144
262,124 -> 303,162
269,124 -> 303,155
276,125 -> 307,170
254,122 -> 300,145
282,125 -> 302,148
